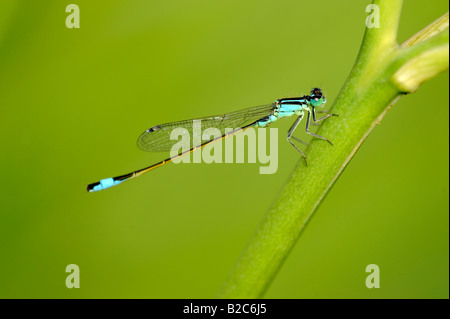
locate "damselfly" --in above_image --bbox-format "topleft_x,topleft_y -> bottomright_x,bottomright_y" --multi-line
87,88 -> 336,192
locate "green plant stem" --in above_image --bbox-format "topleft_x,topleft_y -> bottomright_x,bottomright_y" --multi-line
218,0 -> 449,299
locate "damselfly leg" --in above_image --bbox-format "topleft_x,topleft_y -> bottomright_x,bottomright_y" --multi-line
287,113 -> 308,163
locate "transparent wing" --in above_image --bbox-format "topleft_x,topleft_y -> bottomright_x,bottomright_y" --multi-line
137,103 -> 275,152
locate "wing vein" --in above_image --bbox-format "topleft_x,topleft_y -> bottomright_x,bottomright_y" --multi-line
136,103 -> 275,152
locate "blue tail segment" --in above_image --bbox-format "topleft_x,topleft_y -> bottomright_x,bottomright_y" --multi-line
87,177 -> 123,192
87,172 -> 134,192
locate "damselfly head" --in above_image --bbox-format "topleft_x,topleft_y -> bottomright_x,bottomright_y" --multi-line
310,88 -> 326,107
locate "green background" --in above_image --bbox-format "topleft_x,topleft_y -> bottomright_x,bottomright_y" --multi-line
0,0 -> 448,298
